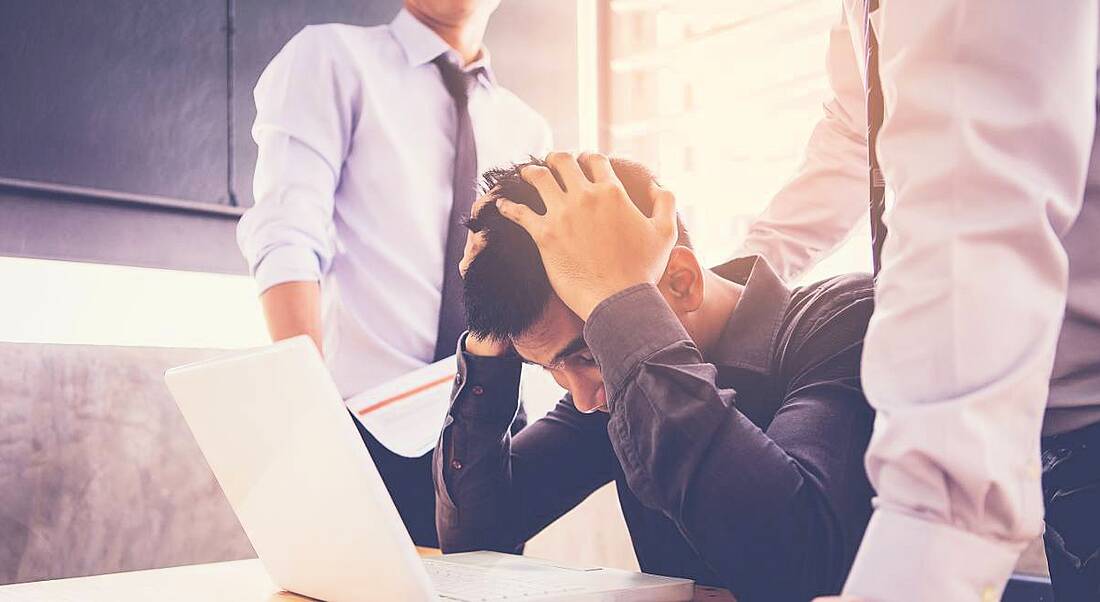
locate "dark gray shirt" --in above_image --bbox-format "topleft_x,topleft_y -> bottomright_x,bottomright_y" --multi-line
433,257 -> 876,601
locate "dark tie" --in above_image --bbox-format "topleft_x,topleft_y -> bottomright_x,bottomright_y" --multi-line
865,0 -> 887,276
432,55 -> 479,361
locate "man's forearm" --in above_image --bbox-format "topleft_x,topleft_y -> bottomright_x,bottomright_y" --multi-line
259,280 -> 323,350
584,285 -> 836,599
437,345 -> 616,553
436,350 -> 525,553
734,11 -> 870,282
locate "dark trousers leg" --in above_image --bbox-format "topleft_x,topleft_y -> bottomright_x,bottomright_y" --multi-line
1041,421 -> 1100,600
351,413 -> 439,548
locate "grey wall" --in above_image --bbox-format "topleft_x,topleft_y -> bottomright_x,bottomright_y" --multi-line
0,1 -> 231,205
0,344 -> 254,585
0,0 -> 579,274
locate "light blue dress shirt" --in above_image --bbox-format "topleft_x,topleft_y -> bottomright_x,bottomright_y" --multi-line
237,9 -> 552,402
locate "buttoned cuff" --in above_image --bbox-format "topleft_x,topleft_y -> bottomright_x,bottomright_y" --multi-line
843,509 -> 1024,602
450,336 -> 523,423
252,245 -> 323,294
582,284 -> 691,407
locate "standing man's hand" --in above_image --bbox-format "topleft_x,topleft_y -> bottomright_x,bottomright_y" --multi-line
495,152 -> 678,321
458,190 -> 498,280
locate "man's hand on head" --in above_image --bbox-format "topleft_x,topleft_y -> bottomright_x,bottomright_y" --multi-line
494,152 -> 678,321
459,189 -> 499,279
460,189 -> 512,358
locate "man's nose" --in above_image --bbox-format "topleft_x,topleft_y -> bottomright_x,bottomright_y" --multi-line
563,372 -> 601,412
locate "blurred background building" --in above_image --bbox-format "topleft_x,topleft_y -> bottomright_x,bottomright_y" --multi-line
601,0 -> 869,276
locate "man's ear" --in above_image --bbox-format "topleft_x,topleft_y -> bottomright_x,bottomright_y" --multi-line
657,246 -> 704,314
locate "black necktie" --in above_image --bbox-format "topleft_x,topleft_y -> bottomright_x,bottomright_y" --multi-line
865,0 -> 887,276
432,55 -> 479,361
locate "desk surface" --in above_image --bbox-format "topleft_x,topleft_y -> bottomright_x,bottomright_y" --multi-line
0,550 -> 736,602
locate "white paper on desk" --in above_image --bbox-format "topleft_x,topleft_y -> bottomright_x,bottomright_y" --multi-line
345,356 -> 457,458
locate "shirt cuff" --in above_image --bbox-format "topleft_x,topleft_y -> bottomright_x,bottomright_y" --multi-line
843,509 -> 1024,602
582,284 -> 692,407
252,245 -> 323,294
450,336 -> 523,423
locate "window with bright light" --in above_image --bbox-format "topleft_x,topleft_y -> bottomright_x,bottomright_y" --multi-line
601,0 -> 871,281
0,256 -> 269,349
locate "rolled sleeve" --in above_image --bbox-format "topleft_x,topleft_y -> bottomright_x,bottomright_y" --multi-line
237,26 -> 354,295
582,284 -> 691,403
251,245 -> 324,294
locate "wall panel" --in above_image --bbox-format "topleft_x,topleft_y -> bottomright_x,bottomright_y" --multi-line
0,343 -> 254,585
0,0 -> 230,204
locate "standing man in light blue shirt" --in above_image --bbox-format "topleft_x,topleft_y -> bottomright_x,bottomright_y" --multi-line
236,1 -> 551,547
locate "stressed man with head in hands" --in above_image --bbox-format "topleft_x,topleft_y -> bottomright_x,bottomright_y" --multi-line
434,152 -> 876,601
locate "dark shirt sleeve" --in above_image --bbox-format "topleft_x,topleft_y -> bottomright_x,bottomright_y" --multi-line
433,338 -> 619,554
583,283 -> 874,600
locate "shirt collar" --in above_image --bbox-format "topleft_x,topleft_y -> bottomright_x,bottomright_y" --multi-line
389,8 -> 497,87
707,255 -> 792,373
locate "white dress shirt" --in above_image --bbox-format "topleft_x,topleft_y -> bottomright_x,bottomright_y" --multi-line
734,2 -> 1100,600
237,10 -> 552,403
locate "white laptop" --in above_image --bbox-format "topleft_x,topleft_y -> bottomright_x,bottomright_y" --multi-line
164,335 -> 694,602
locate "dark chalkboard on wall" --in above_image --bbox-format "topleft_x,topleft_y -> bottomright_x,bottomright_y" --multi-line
0,0 -> 230,205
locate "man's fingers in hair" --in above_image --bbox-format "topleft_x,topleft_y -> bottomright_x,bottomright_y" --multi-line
495,198 -> 544,237
649,182 -> 678,238
578,152 -> 615,183
520,164 -> 565,209
471,188 -> 499,219
459,231 -> 487,278
545,151 -> 589,191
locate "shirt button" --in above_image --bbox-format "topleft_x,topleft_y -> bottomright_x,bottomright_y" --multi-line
450,459 -> 463,470
454,374 -> 464,386
471,385 -> 485,396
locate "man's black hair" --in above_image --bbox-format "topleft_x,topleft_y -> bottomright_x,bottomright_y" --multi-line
463,156 -> 691,342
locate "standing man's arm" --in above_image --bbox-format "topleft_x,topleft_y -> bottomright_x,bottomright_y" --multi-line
732,9 -> 869,282
237,27 -> 359,350
260,281 -> 322,349
842,3 -> 1097,600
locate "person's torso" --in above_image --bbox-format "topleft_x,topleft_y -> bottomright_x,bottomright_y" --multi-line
307,23 -> 550,398
609,372 -> 871,595
839,1 -> 1100,431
